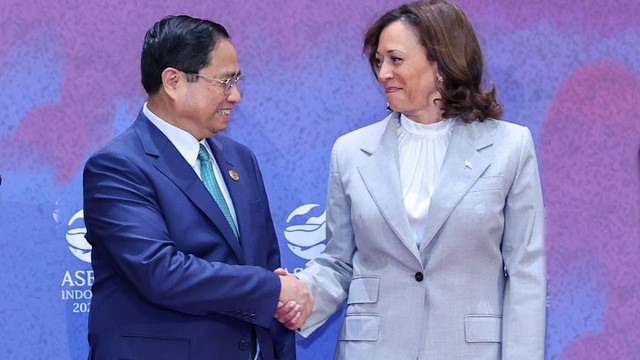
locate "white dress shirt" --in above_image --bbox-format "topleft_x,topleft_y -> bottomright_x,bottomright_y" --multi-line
397,114 -> 454,247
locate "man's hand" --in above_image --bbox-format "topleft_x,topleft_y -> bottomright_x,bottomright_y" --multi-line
275,268 -> 313,330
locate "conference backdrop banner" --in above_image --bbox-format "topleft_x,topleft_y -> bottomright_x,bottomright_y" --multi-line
0,0 -> 638,359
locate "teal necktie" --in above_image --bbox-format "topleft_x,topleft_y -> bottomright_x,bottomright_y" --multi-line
197,144 -> 238,237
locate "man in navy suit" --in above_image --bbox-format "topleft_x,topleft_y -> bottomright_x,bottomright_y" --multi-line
83,15 -> 310,360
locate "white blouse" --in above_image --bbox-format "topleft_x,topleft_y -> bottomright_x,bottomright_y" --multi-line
397,114 -> 454,247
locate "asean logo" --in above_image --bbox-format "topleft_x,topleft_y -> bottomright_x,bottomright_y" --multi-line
284,204 -> 326,260
65,209 -> 92,263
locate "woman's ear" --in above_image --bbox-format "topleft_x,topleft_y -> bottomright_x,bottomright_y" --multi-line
432,61 -> 443,85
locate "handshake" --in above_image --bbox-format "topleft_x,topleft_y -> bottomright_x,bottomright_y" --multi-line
274,268 -> 314,330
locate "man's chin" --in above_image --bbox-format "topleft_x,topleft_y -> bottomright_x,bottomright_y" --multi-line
209,122 -> 228,135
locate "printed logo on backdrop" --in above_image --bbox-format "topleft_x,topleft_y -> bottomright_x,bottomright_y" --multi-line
54,206 -> 93,314
66,209 -> 92,262
284,203 -> 326,273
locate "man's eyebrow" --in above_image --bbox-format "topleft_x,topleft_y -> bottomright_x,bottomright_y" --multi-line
220,69 -> 241,78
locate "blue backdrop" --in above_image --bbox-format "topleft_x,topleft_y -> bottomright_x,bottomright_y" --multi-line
0,0 -> 638,359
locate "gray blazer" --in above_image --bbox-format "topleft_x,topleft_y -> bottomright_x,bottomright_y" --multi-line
297,113 -> 546,360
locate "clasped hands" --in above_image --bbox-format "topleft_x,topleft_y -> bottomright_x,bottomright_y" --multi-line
275,268 -> 313,330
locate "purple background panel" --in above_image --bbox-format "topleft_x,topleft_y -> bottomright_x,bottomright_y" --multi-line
541,61 -> 640,360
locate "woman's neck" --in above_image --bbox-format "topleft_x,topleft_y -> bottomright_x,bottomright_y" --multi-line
403,106 -> 443,124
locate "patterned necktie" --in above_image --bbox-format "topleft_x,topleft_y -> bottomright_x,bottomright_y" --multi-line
197,144 -> 238,238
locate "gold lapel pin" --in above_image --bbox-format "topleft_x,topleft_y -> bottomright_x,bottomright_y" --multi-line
228,170 -> 240,181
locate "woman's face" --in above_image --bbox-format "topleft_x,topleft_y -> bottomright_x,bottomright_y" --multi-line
375,21 -> 440,120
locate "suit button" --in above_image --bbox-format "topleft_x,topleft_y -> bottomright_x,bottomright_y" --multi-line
415,272 -> 424,282
238,339 -> 249,350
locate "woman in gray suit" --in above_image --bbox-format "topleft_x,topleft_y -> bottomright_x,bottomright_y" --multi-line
276,1 -> 546,359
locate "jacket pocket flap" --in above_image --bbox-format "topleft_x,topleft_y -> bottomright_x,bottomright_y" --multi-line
347,276 -> 380,304
464,315 -> 502,343
468,175 -> 504,193
338,314 -> 379,341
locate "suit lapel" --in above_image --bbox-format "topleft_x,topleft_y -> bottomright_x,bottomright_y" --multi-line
208,138 -> 252,263
357,113 -> 421,262
419,119 -> 495,252
133,114 -> 244,260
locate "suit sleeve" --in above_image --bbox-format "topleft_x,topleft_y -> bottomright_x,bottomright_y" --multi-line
296,137 -> 356,337
248,150 -> 297,359
83,149 -> 281,329
501,126 -> 547,359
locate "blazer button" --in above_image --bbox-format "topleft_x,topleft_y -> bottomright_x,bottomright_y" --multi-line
238,339 -> 249,350
415,272 -> 424,282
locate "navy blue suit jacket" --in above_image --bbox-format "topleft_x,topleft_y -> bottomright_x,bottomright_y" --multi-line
83,111 -> 295,360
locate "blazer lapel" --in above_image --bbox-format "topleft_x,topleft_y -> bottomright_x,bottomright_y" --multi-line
133,114 -> 244,260
419,119 -> 495,252
357,113 -> 421,262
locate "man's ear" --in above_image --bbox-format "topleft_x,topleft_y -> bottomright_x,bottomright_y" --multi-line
161,67 -> 182,99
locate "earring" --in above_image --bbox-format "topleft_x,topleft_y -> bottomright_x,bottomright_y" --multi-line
437,74 -> 443,84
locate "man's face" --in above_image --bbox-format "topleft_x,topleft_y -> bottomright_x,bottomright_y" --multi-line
176,39 -> 242,140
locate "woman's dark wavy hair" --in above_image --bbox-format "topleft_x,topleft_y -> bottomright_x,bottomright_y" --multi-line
363,0 -> 502,121
141,15 -> 229,95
